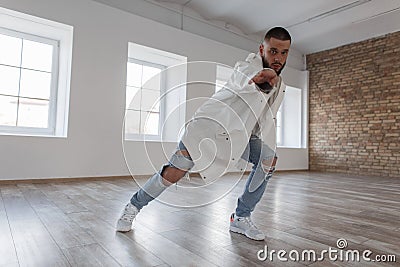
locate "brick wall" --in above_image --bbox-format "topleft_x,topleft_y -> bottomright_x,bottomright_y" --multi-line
307,31 -> 400,177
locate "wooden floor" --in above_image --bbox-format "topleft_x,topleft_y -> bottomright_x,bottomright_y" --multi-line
0,171 -> 399,267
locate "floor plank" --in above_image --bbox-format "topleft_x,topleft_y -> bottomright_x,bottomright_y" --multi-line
159,228 -> 257,267
1,185 -> 70,266
0,189 -> 19,266
62,243 -> 120,267
68,211 -> 164,266
18,184 -> 95,250
123,223 -> 218,266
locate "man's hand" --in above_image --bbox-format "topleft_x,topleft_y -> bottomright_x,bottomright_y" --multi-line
248,68 -> 279,87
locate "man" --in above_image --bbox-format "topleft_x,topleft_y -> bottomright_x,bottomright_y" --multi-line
117,27 -> 291,241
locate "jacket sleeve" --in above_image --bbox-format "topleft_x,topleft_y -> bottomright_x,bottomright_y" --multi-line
229,53 -> 262,91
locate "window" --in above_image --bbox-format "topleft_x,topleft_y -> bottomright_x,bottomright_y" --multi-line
0,30 -> 57,131
276,86 -> 303,148
214,65 -> 305,148
126,59 -> 165,136
125,43 -> 187,141
0,7 -> 73,137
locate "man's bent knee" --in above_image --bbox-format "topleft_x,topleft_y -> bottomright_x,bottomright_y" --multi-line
261,156 -> 278,177
169,149 -> 194,171
160,166 -> 186,184
160,149 -> 194,184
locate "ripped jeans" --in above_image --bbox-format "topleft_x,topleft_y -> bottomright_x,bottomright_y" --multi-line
130,135 -> 276,217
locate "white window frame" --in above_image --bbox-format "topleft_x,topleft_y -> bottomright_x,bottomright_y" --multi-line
125,42 -> 187,142
0,28 -> 59,135
0,7 -> 73,138
276,85 -> 304,148
125,58 -> 166,140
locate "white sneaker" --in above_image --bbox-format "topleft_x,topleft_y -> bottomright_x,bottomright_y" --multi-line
116,203 -> 139,232
229,213 -> 265,241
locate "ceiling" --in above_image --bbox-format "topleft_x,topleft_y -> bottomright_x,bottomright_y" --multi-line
93,0 -> 400,55
151,0 -> 400,54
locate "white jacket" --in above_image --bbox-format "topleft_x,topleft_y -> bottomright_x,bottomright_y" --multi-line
181,53 -> 286,182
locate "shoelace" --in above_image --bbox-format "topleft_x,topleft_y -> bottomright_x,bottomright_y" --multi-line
122,212 -> 136,222
242,217 -> 258,230
122,206 -> 138,221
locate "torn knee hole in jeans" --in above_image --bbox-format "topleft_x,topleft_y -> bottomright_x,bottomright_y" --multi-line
169,150 -> 194,172
176,149 -> 190,158
159,164 -> 170,177
261,157 -> 277,173
261,159 -> 273,173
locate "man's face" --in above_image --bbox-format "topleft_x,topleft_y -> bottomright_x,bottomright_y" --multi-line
259,37 -> 291,75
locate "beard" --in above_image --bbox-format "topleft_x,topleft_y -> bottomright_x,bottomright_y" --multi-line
257,57 -> 286,92
262,57 -> 286,75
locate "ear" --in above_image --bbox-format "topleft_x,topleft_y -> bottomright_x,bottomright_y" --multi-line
259,43 -> 264,55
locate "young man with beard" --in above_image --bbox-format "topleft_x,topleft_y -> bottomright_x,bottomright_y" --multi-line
117,27 -> 291,241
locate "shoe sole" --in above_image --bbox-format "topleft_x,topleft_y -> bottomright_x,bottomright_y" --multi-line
229,226 -> 265,241
116,228 -> 132,233
116,220 -> 134,233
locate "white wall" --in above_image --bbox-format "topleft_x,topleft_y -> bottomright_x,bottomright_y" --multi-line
276,148 -> 308,170
0,0 -> 307,180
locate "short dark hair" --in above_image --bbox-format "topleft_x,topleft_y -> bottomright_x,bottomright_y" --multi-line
264,27 -> 291,43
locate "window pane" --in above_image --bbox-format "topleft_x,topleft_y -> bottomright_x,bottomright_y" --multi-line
0,34 -> 22,67
142,111 -> 159,135
126,86 -> 141,110
125,58 -> 166,138
141,88 -> 160,112
21,39 -> 53,72
125,109 -> 140,134
142,65 -> 161,90
0,65 -> 20,96
19,69 -> 51,99
17,98 -> 49,128
127,62 -> 142,87
281,86 -> 302,148
0,95 -> 17,126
